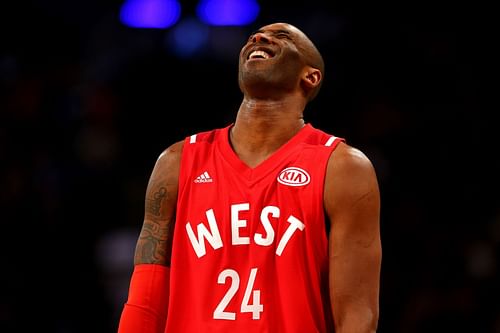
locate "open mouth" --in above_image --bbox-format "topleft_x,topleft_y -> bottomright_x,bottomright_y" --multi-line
247,49 -> 274,60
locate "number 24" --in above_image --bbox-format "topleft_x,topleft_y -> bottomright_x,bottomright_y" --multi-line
213,268 -> 263,320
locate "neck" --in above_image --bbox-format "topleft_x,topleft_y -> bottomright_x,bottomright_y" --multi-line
229,95 -> 307,167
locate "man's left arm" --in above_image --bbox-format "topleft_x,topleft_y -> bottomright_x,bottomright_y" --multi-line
324,142 -> 382,333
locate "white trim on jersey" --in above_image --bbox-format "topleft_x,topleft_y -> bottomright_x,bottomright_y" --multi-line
325,136 -> 338,147
190,134 -> 197,144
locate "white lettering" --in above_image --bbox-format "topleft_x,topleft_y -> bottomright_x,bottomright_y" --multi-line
276,215 -> 305,256
186,204 -> 306,257
254,206 -> 278,246
231,203 -> 250,245
186,209 -> 223,258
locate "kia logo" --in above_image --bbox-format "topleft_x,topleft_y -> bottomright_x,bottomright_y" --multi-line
277,167 -> 311,187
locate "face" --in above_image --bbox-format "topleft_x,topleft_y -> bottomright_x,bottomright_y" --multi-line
238,23 -> 312,99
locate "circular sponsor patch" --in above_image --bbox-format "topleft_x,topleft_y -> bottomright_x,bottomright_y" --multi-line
277,167 -> 310,187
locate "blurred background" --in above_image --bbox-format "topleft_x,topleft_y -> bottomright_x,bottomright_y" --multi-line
0,0 -> 498,332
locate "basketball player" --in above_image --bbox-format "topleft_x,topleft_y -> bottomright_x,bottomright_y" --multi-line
117,22 -> 381,333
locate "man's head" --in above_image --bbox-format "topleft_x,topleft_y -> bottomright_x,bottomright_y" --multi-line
238,22 -> 324,102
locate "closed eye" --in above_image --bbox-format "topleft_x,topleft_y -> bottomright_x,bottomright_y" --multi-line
275,32 -> 291,39
273,29 -> 292,39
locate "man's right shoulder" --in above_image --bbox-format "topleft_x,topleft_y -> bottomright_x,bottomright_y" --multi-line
156,126 -> 225,166
164,140 -> 185,156
153,140 -> 185,171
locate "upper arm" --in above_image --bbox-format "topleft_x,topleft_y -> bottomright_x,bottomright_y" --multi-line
324,142 -> 382,332
133,140 -> 184,266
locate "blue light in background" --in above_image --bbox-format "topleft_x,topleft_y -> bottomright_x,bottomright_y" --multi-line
166,17 -> 210,58
120,0 -> 181,29
196,0 -> 260,26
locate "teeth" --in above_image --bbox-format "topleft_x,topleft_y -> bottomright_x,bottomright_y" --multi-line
249,50 -> 270,59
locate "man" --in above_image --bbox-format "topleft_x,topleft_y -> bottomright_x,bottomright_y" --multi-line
118,22 -> 381,333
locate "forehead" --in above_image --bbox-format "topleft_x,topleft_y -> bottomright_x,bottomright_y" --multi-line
257,23 -> 304,38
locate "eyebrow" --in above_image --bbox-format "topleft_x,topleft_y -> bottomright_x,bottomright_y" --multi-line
274,29 -> 291,35
250,29 -> 291,36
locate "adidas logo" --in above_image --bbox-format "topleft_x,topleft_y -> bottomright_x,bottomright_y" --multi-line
194,171 -> 213,183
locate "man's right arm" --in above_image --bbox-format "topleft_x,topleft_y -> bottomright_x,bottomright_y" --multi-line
117,140 -> 184,333
134,140 -> 183,266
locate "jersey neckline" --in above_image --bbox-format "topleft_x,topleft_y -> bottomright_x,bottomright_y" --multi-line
217,123 -> 314,182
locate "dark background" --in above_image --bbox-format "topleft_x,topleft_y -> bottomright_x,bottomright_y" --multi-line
1,0 -> 498,332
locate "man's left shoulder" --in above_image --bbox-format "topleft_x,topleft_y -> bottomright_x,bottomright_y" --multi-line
329,142 -> 376,173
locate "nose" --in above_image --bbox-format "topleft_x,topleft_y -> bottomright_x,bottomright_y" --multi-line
252,33 -> 270,43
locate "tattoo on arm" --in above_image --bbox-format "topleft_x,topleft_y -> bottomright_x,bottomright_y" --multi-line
134,219 -> 173,265
135,182 -> 176,266
146,187 -> 167,216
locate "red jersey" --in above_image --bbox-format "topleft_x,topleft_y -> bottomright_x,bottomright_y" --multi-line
165,123 -> 344,333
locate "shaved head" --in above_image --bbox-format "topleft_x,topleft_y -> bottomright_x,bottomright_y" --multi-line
269,23 -> 325,101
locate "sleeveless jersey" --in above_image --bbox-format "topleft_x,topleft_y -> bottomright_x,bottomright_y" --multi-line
165,123 -> 344,333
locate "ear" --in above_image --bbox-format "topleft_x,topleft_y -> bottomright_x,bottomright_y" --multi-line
301,67 -> 322,90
